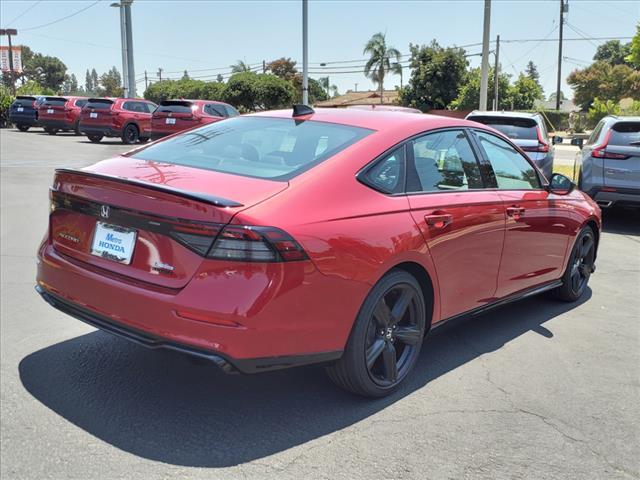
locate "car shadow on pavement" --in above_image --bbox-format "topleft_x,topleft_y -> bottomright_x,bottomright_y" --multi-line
19,290 -> 591,468
601,208 -> 640,236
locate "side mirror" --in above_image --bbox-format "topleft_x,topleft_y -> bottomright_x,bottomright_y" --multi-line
570,138 -> 584,149
552,135 -> 563,145
548,173 -> 575,195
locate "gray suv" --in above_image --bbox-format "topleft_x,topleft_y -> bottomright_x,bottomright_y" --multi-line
466,111 -> 558,180
573,116 -> 640,209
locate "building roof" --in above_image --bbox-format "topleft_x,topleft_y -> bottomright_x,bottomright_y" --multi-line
533,98 -> 578,112
315,90 -> 399,108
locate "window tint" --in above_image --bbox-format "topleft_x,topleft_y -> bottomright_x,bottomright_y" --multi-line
13,97 -> 36,108
587,121 -> 605,145
203,103 -> 227,117
362,147 -> 405,194
85,99 -> 114,110
408,130 -> 483,192
609,122 -> 640,146
144,102 -> 157,113
475,130 -> 541,189
131,117 -> 373,181
74,99 -> 87,108
157,101 -> 193,114
43,97 -> 67,107
225,105 -> 239,117
467,116 -> 537,140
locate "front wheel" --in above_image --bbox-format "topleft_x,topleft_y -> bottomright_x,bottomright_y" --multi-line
87,134 -> 103,143
326,269 -> 426,397
552,226 -> 596,302
16,124 -> 30,132
45,127 -> 58,135
122,124 -> 139,144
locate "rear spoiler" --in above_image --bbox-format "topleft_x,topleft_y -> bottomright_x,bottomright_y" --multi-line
54,168 -> 244,208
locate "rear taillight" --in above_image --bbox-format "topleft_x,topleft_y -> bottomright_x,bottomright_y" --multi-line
207,225 -> 308,262
591,130 -> 629,160
521,127 -> 549,153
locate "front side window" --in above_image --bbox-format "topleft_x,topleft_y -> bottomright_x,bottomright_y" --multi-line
407,130 -> 483,192
131,117 -> 373,181
361,146 -> 405,194
474,130 -> 541,190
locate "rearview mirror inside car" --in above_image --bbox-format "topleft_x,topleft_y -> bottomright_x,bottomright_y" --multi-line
548,173 -> 575,195
570,138 -> 584,149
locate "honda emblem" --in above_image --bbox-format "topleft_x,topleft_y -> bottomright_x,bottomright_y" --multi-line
100,205 -> 110,219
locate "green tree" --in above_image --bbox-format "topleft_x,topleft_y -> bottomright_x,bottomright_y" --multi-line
97,67 -> 124,97
451,67 -> 511,110
230,60 -> 252,74
291,75 -> 327,103
0,84 -> 14,127
363,32 -> 402,102
16,79 -> 54,95
91,69 -> 99,93
567,61 -> 640,110
266,57 -> 298,81
548,91 -> 566,102
223,71 -> 258,111
254,74 -> 296,109
593,40 -> 631,65
626,23 -> 640,68
22,52 -> 67,91
216,74 -> 224,83
398,41 -> 468,111
318,76 -> 338,97
587,97 -> 621,126
62,74 -> 81,95
181,70 -> 190,80
85,69 -> 94,94
507,74 -> 543,109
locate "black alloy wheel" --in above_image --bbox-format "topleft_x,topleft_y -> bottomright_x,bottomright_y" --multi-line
87,134 -> 103,143
553,226 -> 596,302
122,124 -> 139,144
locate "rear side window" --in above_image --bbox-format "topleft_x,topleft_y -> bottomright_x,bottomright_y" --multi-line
225,105 -> 239,117
407,130 -> 483,192
475,130 -> 541,190
144,102 -> 157,113
203,103 -> 227,117
587,121 -> 605,145
361,147 -> 406,194
157,101 -> 193,114
122,101 -> 149,113
609,122 -> 640,146
468,116 -> 537,140
131,117 -> 373,181
85,99 -> 114,110
74,99 -> 87,108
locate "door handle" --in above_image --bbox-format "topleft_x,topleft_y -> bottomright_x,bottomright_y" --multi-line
425,213 -> 453,229
506,206 -> 526,219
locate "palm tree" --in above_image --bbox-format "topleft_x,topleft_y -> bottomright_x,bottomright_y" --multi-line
230,60 -> 252,74
319,76 -> 338,98
363,32 -> 402,104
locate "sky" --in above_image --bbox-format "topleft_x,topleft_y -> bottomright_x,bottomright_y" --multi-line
1,0 -> 638,100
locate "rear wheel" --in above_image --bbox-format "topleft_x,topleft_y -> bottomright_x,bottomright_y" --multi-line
552,226 -> 596,302
138,137 -> 150,144
74,121 -> 81,135
16,124 -> 29,132
122,124 -> 139,144
87,134 -> 103,143
326,270 -> 426,397
45,127 -> 58,135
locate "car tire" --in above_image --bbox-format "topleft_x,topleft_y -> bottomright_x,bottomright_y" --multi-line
87,134 -> 103,143
138,137 -> 150,144
552,226 -> 596,302
16,124 -> 29,132
45,128 -> 58,135
122,124 -> 139,144
74,121 -> 81,136
326,269 -> 426,397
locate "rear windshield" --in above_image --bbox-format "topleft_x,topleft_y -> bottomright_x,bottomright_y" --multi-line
74,99 -> 88,108
13,97 -> 36,107
610,122 -> 640,146
43,97 -> 67,107
132,117 -> 373,181
157,101 -> 193,114
84,99 -> 114,110
468,116 -> 538,140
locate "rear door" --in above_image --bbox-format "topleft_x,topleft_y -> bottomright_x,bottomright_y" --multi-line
602,121 -> 640,190
406,129 -> 506,319
470,129 -> 572,297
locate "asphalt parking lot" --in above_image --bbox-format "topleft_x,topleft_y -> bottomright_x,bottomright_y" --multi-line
1,128 -> 639,480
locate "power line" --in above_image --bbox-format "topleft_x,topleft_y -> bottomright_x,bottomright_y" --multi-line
20,0 -> 101,32
4,0 -> 43,27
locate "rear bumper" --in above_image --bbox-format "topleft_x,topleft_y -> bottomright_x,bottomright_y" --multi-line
40,119 -> 75,130
79,125 -> 121,137
36,242 -> 356,371
9,113 -> 39,126
588,188 -> 640,208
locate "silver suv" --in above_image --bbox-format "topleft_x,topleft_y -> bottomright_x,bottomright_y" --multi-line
466,111 -> 558,180
573,116 -> 640,209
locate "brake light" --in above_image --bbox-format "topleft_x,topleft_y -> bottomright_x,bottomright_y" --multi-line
207,225 -> 308,262
521,127 -> 549,153
592,131 -> 629,159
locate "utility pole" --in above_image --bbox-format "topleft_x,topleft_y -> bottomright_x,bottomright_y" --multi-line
123,0 -> 136,97
479,0 -> 491,111
301,0 -> 309,105
157,67 -> 163,81
112,2 -> 128,96
262,60 -> 266,73
0,29 -> 18,95
556,0 -> 568,111
144,70 -> 148,90
493,35 -> 500,110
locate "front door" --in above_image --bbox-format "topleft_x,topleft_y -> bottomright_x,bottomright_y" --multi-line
406,129 -> 506,320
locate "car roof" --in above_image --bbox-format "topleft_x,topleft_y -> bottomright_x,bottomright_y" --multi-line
603,115 -> 640,123
467,110 -> 540,119
249,107 -> 479,132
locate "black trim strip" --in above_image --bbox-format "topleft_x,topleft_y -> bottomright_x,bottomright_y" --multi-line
55,168 -> 244,208
36,286 -> 343,374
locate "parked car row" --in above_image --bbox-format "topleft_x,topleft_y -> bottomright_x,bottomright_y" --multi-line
8,95 -> 239,144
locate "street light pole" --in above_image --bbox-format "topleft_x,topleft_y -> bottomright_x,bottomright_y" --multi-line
112,2 -> 128,96
479,0 -> 491,111
302,0 -> 309,105
556,0 -> 568,111
493,35 -> 500,110
123,0 -> 136,97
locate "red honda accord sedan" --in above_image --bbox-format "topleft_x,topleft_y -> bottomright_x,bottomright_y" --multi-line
36,107 -> 601,397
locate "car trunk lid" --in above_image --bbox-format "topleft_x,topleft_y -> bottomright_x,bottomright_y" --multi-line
50,157 -> 288,289
40,97 -> 69,121
152,100 -> 200,131
81,98 -> 115,126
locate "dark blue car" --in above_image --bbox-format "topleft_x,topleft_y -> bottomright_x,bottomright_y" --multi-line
9,96 -> 46,131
